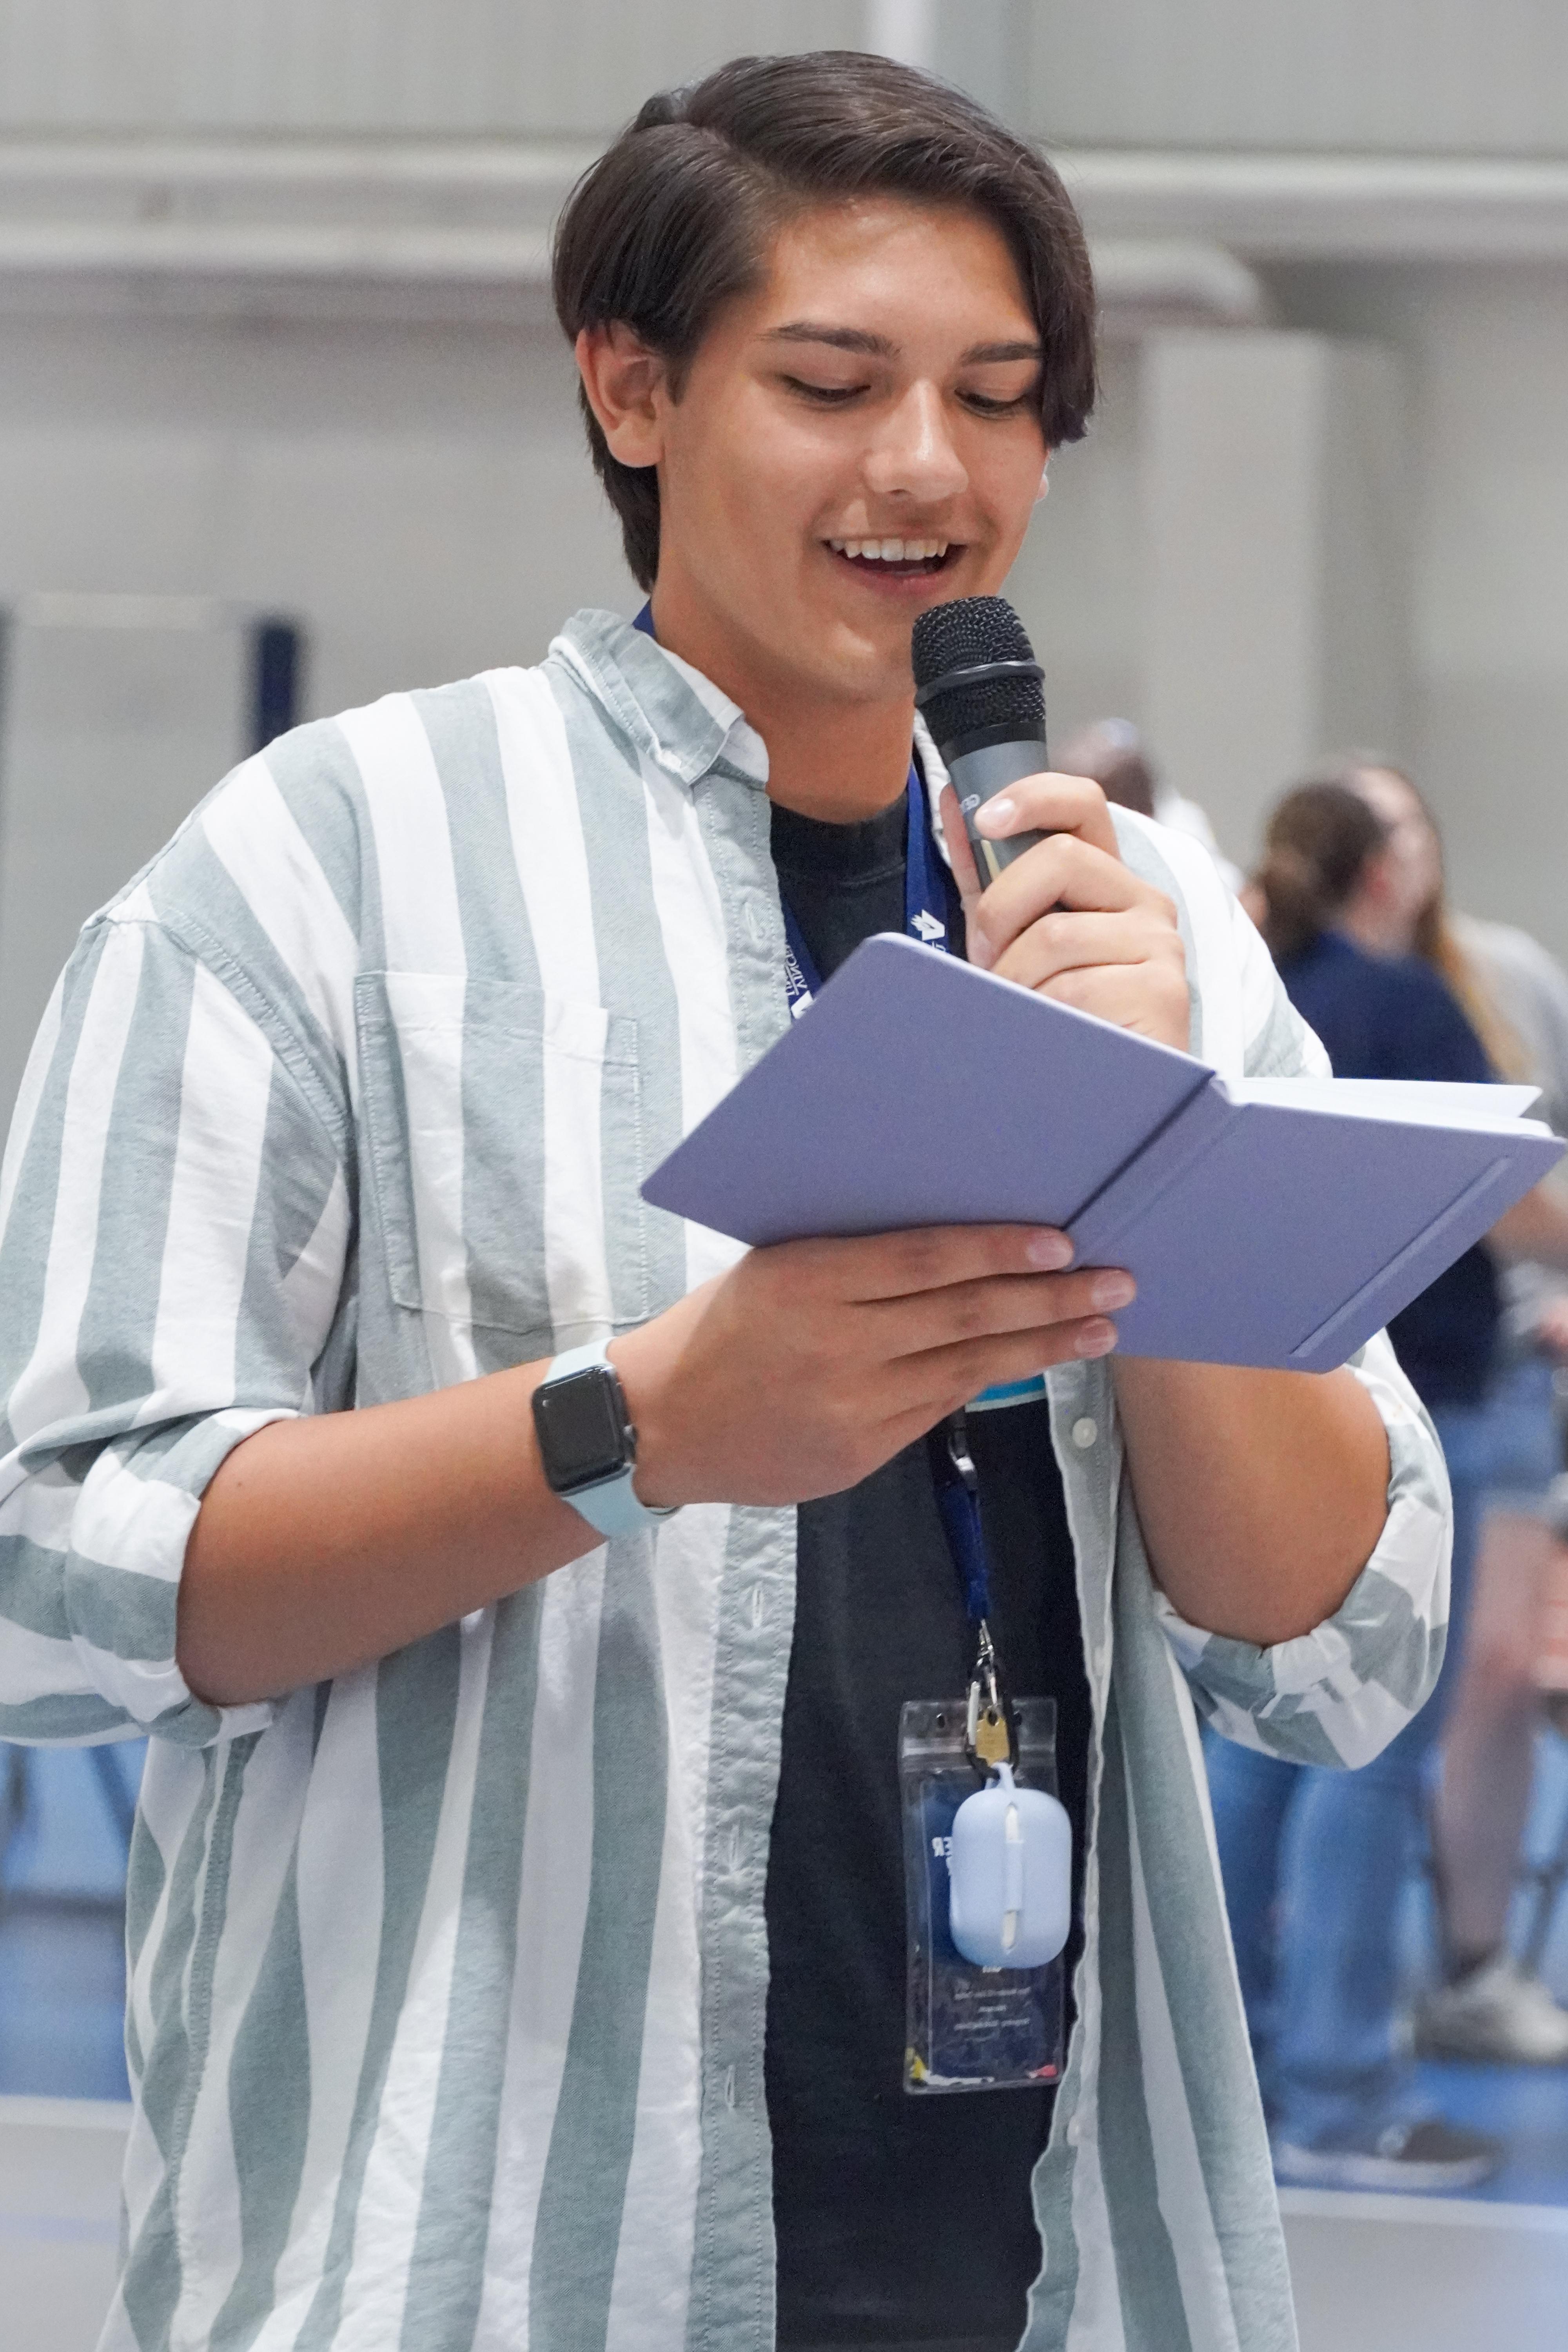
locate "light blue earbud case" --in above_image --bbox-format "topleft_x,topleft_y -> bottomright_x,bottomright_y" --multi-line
946,1761 -> 1072,1971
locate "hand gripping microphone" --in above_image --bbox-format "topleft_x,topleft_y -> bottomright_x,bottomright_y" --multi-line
911,595 -> 1049,886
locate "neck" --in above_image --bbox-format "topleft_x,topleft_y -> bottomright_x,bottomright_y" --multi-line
648,581 -> 912,823
750,691 -> 914,823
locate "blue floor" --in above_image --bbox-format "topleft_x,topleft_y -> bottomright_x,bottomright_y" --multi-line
1415,2059 -> 1568,2205
1397,1728 -> 1568,2205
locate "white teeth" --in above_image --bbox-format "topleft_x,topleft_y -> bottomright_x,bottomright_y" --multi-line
827,535 -> 950,563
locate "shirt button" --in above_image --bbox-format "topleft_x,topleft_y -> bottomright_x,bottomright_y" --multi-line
1071,1416 -> 1098,1450
744,898 -> 764,945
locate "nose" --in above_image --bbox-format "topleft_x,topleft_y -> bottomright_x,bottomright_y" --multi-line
862,379 -> 969,505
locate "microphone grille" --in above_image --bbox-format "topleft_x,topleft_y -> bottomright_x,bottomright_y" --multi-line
912,595 -> 1033,682
911,595 -> 1044,752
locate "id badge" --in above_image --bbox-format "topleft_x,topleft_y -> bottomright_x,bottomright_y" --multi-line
899,1695 -> 1067,2095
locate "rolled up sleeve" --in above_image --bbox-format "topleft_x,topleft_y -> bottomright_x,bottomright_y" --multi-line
1154,1324 -> 1452,1771
0,913 -> 349,1747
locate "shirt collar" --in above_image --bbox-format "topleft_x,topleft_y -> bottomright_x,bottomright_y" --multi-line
550,607 -> 769,789
549,607 -> 954,877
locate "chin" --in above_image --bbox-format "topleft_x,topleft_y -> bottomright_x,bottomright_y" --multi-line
810,622 -> 920,701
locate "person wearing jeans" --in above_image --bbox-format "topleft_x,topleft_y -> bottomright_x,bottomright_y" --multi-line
1418,913 -> 1568,2063
1206,1401 -> 1486,2180
1220,766 -> 1568,2187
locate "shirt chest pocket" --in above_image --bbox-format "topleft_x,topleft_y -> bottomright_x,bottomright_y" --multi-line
356,971 -> 650,1351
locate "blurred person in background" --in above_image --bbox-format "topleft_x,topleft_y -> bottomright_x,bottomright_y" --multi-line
1055,716 -> 1244,889
1208,769 -> 1568,2188
1345,766 -> 1568,2065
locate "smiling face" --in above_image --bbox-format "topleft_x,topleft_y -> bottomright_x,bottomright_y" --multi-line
582,197 -> 1050,718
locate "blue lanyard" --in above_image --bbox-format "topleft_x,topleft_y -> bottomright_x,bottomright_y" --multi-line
781,765 -> 948,1018
631,603 -> 1002,1650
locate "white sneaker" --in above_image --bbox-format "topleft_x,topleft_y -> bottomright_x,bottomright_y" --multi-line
1415,1952 -> 1568,2065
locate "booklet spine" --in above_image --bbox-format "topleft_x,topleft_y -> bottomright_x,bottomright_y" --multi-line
1067,1077 -> 1231,1264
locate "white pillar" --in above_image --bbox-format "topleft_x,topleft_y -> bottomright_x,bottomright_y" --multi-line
1140,330 -> 1411,870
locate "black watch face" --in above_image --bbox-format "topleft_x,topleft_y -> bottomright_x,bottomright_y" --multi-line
534,1367 -> 630,1492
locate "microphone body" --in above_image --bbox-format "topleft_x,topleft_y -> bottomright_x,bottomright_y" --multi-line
942,739 -> 1049,885
911,596 -> 1051,886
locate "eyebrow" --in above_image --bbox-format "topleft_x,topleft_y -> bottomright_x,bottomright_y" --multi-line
761,323 -> 1043,365
762,323 -> 896,357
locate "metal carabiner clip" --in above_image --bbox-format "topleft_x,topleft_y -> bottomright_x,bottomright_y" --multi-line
966,1618 -> 1012,1770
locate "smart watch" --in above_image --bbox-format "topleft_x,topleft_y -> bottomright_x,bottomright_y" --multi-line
531,1340 -> 678,1538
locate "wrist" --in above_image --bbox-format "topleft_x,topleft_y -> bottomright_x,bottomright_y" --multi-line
606,1324 -> 688,1510
531,1340 -> 679,1533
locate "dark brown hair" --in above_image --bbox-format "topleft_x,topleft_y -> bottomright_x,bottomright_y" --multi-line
552,51 -> 1098,590
1252,779 -> 1388,963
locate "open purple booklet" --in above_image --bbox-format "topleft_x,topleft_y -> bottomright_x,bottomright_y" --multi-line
642,933 -> 1564,1373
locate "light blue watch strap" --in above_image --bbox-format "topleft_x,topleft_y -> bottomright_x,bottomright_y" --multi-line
543,1340 -> 677,1537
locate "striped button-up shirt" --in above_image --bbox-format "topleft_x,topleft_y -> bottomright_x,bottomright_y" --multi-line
0,610 -> 1451,2352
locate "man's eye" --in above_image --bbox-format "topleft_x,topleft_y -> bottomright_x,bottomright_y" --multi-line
962,390 -> 1034,417
781,376 -> 866,405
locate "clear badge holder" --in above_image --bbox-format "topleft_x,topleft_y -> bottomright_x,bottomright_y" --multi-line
899,1695 -> 1067,2095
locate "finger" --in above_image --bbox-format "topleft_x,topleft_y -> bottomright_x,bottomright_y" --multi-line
989,907 -> 1182,993
900,1315 -> 1122,1414
812,1221 -> 1076,1304
972,771 -> 1120,859
871,1265 -> 1135,1360
968,835 -> 1167,970
1026,959 -> 1193,1045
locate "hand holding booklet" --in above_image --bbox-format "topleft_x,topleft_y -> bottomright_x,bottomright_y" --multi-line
642,934 -> 1565,1374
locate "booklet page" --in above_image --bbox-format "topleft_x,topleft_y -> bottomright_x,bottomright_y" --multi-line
1227,1076 -> 1545,1133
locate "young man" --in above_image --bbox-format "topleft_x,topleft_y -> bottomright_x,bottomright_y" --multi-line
0,53 -> 1446,2352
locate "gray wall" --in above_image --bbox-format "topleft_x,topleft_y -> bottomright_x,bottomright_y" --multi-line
11,0 -> 1568,147
1139,334 -> 1412,864
0,307 -> 630,1114
0,312 -> 625,712
1270,261 -> 1568,955
3,0 -> 1568,1000
0,0 -> 860,132
1026,1 -> 1568,152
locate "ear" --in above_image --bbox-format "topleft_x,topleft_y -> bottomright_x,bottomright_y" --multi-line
575,324 -> 670,470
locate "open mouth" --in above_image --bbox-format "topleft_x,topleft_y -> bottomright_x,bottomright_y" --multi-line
825,536 -> 958,580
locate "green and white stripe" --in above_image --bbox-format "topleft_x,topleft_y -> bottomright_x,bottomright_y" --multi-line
0,611 -> 1450,2351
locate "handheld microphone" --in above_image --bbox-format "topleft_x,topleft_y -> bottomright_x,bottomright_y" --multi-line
911,595 -> 1049,886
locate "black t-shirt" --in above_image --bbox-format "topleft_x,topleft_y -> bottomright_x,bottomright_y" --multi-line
1278,929 -> 1500,1406
764,791 -> 1091,2350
